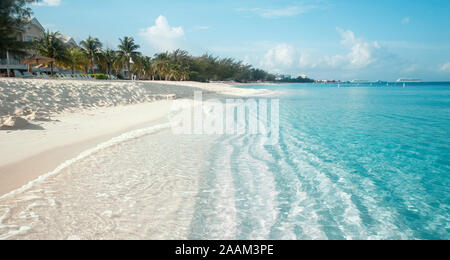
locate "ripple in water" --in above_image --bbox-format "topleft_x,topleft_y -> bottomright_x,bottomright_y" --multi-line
1,84 -> 449,240
0,128 -> 217,240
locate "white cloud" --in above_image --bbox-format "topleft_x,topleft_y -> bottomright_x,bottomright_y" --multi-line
299,53 -> 319,68
238,5 -> 316,19
139,15 -> 184,52
336,28 -> 381,68
439,62 -> 450,72
296,29 -> 382,70
259,44 -> 296,72
401,17 -> 410,25
321,55 -> 346,68
254,28 -> 388,76
33,0 -> 61,6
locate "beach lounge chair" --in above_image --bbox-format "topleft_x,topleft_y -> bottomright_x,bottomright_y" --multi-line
41,73 -> 50,79
23,72 -> 34,78
65,74 -> 73,79
13,70 -> 25,78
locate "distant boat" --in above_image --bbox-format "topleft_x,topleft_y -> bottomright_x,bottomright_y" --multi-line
397,78 -> 421,83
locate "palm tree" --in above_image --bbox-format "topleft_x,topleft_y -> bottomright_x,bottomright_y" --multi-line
142,56 -> 153,80
153,52 -> 170,80
34,30 -> 69,75
179,66 -> 190,81
1,0 -> 41,76
64,47 -> 88,74
131,54 -> 144,79
80,36 -> 103,74
117,36 -> 141,79
150,61 -> 158,80
154,59 -> 170,80
100,48 -> 117,76
133,55 -> 152,80
0,0 -> 36,55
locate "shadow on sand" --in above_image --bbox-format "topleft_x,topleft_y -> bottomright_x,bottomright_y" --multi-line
0,117 -> 45,131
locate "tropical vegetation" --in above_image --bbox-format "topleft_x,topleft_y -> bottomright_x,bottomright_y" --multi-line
0,0 -> 39,58
80,36 -> 103,74
31,32 -> 281,82
34,30 -> 69,75
2,0 -> 315,82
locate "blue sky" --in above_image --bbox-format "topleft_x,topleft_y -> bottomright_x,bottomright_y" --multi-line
32,0 -> 450,81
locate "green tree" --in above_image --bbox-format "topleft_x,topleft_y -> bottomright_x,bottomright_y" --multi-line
0,0 -> 39,54
80,36 -> 103,74
34,30 -> 69,75
99,48 -> 117,76
132,55 -> 152,80
65,47 -> 88,74
1,0 -> 40,76
117,36 -> 141,79
153,53 -> 170,80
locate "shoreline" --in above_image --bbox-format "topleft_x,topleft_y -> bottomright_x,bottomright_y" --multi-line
0,101 -> 173,196
0,79 -> 273,196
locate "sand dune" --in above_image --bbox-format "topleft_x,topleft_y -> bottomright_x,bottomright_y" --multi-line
0,79 -> 176,129
0,79 -> 271,129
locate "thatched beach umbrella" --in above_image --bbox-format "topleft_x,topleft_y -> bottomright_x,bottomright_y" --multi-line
22,56 -> 55,73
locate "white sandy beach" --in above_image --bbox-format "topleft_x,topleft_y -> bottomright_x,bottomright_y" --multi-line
0,78 -> 269,196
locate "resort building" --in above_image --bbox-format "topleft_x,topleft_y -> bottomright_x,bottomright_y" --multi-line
62,36 -> 78,48
299,74 -> 308,79
274,74 -> 292,81
0,17 -> 79,76
0,17 -> 45,73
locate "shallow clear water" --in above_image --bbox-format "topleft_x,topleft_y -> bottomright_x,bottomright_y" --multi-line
0,83 -> 449,240
216,82 -> 449,240
191,83 -> 450,239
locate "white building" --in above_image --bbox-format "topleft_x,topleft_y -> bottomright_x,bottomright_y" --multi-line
0,18 -> 45,73
62,36 -> 78,48
1,17 -> 79,76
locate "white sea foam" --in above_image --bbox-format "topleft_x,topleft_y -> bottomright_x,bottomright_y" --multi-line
0,126 -> 217,239
0,123 -> 172,201
189,134 -> 239,240
232,134 -> 279,240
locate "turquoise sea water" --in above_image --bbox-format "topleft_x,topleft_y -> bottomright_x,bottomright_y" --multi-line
190,82 -> 450,240
1,82 -> 448,240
